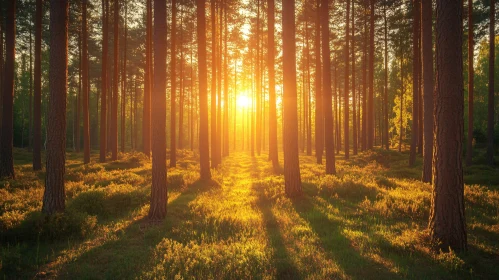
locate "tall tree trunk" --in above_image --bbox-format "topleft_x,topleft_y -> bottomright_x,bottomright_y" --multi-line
409,0 -> 420,166
223,0 -> 229,157
43,0 -> 69,214
171,0 -> 177,167
121,1 -> 128,153
487,0 -> 495,166
77,32 -> 81,153
143,0 -> 152,157
149,0 -> 168,220
322,0 -> 336,174
399,52 -> 404,152
344,0 -> 350,159
100,0 -> 108,162
314,0 -> 323,163
283,0 -> 303,196
0,0 -> 15,179
466,0 -> 474,166
29,31 -> 33,153
256,0 -> 262,156
352,0 -> 357,155
217,4 -> 223,159
383,4 -> 389,150
268,0 -> 279,168
211,0 -> 219,167
112,0 -> 119,161
0,0 -> 3,146
33,0 -> 42,170
367,0 -> 375,149
422,0 -> 434,182
198,0 -> 211,180
82,0 -> 91,164
430,0 -> 467,251
362,5 -> 367,151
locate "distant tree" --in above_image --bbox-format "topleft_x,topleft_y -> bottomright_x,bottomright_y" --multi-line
409,0 -> 420,167
383,3 -> 389,151
0,0 -> 16,179
171,0 -> 178,168
367,0 -> 375,149
143,0 -> 152,157
429,0 -> 467,251
211,0 -> 219,168
352,0 -> 357,155
268,0 -> 279,169
421,0 -> 433,182
100,0 -> 109,163
149,0 -> 168,220
82,0 -> 91,164
314,0 -> 323,164
487,0 -> 495,166
466,0 -> 474,166
112,0 -> 119,161
198,0 -> 212,180
344,0 -> 350,159
283,0 -> 302,197
43,0 -> 69,214
33,0 -> 42,171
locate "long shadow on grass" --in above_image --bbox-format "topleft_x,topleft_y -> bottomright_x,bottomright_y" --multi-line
54,179 -> 216,279
253,184 -> 301,279
292,195 -> 401,280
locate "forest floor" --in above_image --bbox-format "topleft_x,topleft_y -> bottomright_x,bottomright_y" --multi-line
1,147 -> 499,279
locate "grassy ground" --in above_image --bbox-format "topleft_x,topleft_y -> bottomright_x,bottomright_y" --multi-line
1,148 -> 498,279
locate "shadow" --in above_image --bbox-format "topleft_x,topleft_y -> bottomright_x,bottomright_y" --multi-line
252,184 -> 301,279
291,195 -> 401,280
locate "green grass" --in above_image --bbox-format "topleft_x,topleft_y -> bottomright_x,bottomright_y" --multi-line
1,148 -> 498,279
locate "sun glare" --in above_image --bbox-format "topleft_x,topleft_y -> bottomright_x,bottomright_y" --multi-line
236,94 -> 251,109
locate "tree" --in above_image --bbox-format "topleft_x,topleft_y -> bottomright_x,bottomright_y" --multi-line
466,0 -> 474,166
367,0 -> 375,149
211,0 -> 219,168
383,3 -> 389,150
43,0 -> 69,214
487,0 -> 495,166
112,0 -> 119,161
198,0 -> 212,180
344,0 -> 350,159
268,0 -> 279,169
0,0 -> 16,179
429,0 -> 467,251
171,0 -> 177,168
314,0 -> 323,164
82,0 -> 91,164
352,0 -> 357,155
33,0 -> 42,171
282,0 -> 302,197
100,0 -> 109,163
409,0 -> 420,167
143,0 -> 152,157
149,0 -> 168,220
421,0 -> 433,182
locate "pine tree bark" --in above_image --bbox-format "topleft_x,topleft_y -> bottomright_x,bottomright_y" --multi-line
383,4 -> 389,150
100,0 -> 108,163
362,4 -> 367,151
367,0 -> 375,149
430,0 -> 467,251
43,0 -> 69,214
143,0 -> 152,157
352,0 -> 357,155
149,0 -> 168,220
409,0 -> 420,167
223,1 -> 229,157
487,0 -> 495,166
421,0 -> 434,182
0,0 -> 3,145
82,0 -> 91,164
198,0 -> 212,180
283,0 -> 303,197
344,0 -> 350,159
314,0 -> 323,164
0,0 -> 15,179
171,0 -> 178,167
111,0 -> 119,161
322,0 -> 336,174
33,0 -> 43,170
121,1 -> 128,153
466,0 -> 474,166
268,0 -> 279,168
211,0 -> 219,167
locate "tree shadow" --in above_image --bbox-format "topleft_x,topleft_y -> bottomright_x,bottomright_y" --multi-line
291,195 -> 401,280
253,183 -> 301,279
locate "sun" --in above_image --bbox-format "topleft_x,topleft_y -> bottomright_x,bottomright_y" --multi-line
236,94 -> 251,109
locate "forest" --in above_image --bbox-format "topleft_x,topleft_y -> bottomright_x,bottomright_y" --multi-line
0,0 -> 498,278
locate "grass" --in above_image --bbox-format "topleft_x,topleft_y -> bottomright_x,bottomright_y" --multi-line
0,148 -> 498,279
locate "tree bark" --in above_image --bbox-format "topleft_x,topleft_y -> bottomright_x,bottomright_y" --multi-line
430,0 -> 467,251
383,4 -> 389,150
487,0 -> 495,166
367,0 -> 375,149
466,0 -> 474,166
171,0 -> 177,167
198,0 -> 212,180
111,0 -> 119,161
211,0 -> 219,167
143,0 -> 152,157
82,0 -> 91,164
43,0 -> 69,214
352,0 -> 357,155
100,0 -> 108,162
268,0 -> 279,168
314,0 -> 323,163
223,0 -> 229,157
344,0 -> 350,159
283,0 -> 303,197
0,0 -> 15,179
409,0 -> 420,167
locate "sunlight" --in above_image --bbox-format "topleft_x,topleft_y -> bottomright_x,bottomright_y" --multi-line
236,94 -> 252,109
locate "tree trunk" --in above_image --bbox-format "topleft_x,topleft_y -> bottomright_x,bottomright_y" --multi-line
121,1 -> 128,153
362,4 -> 367,151
322,0 -> 336,175
283,0 -> 303,197
33,0 -> 43,170
0,0 -> 15,179
344,0 -> 350,159
409,0 -> 420,167
367,0 -> 375,149
211,0 -> 219,168
466,0 -> 474,166
171,0 -> 177,167
82,0 -> 91,164
487,0 -> 495,166
223,0 -> 229,157
430,0 -> 467,251
314,0 -> 323,163
149,0 -> 168,221
100,0 -> 108,162
421,0 -> 434,183
43,0 -> 69,214
268,0 -> 279,168
111,0 -> 119,161
198,0 -> 212,180
383,4 -> 389,150
143,0 -> 152,157
352,0 -> 357,155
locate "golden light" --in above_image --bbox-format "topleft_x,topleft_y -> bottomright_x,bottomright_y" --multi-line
236,94 -> 251,109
